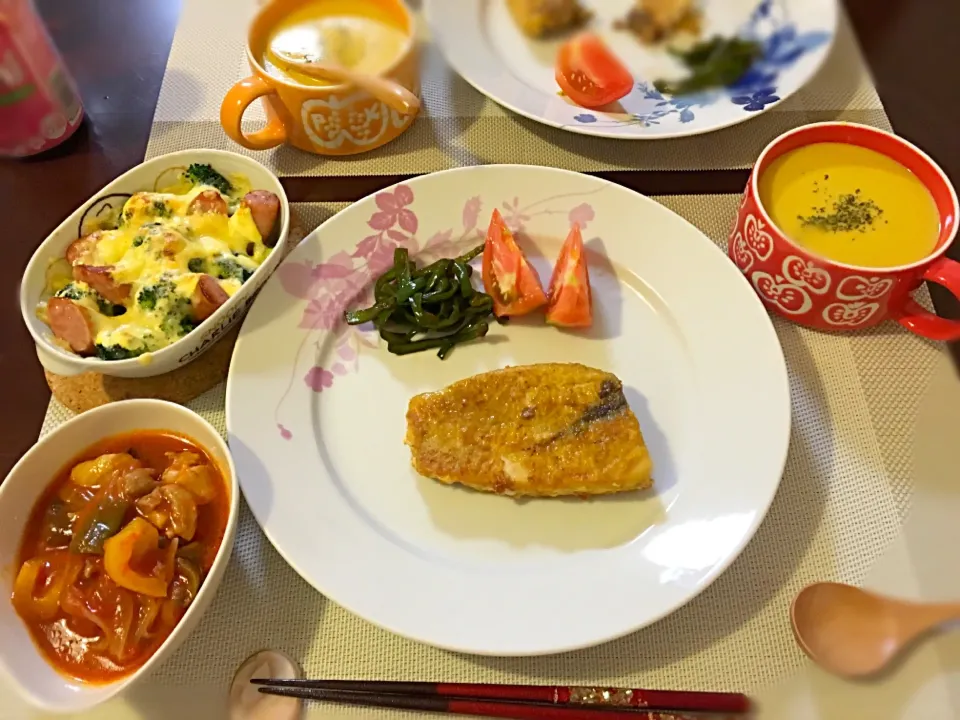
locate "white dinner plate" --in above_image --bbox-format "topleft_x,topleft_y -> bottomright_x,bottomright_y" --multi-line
425,0 -> 836,140
226,165 -> 790,655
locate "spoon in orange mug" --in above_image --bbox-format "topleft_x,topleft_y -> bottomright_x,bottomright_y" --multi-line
791,582 -> 960,679
271,49 -> 420,116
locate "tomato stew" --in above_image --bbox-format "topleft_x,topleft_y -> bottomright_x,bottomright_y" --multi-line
12,431 -> 229,683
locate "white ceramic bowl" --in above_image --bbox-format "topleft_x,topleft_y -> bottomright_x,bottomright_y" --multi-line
0,400 -> 239,714
20,150 -> 291,379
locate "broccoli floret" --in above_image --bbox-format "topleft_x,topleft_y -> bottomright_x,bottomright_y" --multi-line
95,344 -> 143,361
145,287 -> 196,339
187,258 -> 205,273
56,284 -> 123,316
95,297 -> 126,317
55,283 -> 87,301
137,278 -> 174,311
160,295 -> 198,339
179,315 -> 199,335
137,287 -> 159,310
213,255 -> 254,283
150,200 -> 171,218
184,164 -> 233,195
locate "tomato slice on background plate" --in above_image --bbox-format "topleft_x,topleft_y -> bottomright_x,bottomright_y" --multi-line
556,33 -> 634,109
482,209 -> 547,317
546,223 -> 592,328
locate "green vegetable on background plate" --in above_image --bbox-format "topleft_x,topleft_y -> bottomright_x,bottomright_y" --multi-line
654,36 -> 762,96
344,245 -> 495,360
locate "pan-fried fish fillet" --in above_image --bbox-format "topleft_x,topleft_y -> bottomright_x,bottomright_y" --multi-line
405,364 -> 653,497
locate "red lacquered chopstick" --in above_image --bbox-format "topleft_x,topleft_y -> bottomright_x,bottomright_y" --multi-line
254,684 -> 740,719
251,679 -> 751,715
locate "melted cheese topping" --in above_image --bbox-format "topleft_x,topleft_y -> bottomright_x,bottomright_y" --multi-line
42,178 -> 272,359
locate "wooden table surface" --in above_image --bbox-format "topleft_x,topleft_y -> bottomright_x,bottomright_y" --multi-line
1,0 -> 957,476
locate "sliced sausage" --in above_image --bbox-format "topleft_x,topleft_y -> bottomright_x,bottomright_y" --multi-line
241,190 -> 281,247
190,274 -> 229,322
73,264 -> 132,304
66,232 -> 102,265
47,298 -> 96,356
187,190 -> 228,216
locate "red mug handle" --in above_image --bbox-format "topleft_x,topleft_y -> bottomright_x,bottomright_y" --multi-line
896,257 -> 960,341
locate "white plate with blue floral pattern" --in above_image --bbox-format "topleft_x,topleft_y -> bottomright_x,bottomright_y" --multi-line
226,166 -> 790,655
425,0 -> 836,139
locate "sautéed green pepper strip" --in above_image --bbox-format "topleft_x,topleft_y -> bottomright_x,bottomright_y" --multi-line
343,245 -> 493,359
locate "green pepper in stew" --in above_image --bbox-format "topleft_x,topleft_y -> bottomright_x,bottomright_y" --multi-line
69,486 -> 129,554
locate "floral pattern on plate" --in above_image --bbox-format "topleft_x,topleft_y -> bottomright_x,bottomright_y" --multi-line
273,185 -> 601,439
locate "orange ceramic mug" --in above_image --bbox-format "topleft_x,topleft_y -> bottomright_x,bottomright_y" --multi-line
221,0 -> 419,156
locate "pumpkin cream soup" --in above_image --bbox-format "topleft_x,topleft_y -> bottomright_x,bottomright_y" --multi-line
759,142 -> 940,268
263,0 -> 409,86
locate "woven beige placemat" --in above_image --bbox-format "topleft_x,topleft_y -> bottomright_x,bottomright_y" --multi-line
4,194 -> 942,720
145,0 -> 891,175
760,356 -> 960,719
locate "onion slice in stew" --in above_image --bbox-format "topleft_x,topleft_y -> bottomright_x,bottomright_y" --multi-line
61,584 -> 112,642
86,576 -> 136,661
131,597 -> 162,645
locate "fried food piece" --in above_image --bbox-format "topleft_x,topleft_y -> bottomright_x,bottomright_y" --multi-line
615,0 -> 701,45
406,363 -> 653,497
641,0 -> 694,28
507,0 -> 591,38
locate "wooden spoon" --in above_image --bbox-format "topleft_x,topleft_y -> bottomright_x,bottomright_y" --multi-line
791,582 -> 960,678
272,50 -> 420,116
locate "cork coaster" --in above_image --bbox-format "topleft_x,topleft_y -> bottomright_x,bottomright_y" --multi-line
45,325 -> 239,414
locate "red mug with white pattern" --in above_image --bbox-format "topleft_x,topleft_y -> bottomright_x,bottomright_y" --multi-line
730,122 -> 960,340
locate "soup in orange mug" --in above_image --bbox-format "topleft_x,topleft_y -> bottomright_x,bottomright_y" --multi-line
221,0 -> 419,156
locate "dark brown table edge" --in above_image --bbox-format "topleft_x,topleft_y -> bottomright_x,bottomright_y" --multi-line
279,170 -> 753,203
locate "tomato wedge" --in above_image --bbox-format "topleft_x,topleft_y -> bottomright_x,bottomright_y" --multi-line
482,209 -> 547,317
546,223 -> 592,328
556,33 -> 634,109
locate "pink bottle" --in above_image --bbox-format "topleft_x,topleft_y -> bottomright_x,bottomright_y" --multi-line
0,0 -> 83,157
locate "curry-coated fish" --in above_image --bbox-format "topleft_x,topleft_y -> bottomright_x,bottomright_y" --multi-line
405,363 -> 653,497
